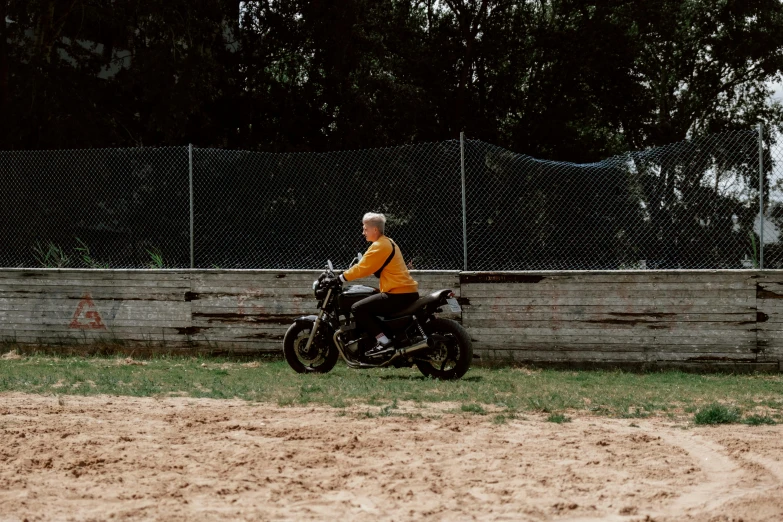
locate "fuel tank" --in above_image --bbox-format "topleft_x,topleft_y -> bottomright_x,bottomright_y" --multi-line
338,284 -> 379,315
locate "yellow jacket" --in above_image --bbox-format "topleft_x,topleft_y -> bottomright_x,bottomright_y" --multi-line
343,236 -> 419,294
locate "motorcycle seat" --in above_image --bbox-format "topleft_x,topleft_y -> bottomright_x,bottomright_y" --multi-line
381,289 -> 452,319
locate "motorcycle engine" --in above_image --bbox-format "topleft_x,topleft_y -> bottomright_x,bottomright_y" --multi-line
339,325 -> 375,355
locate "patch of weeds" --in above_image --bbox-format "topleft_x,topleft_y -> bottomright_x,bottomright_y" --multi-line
621,410 -> 651,419
33,241 -> 70,268
359,410 -> 376,419
328,397 -> 348,409
546,413 -> 571,424
629,422 -> 640,428
742,414 -> 777,426
74,238 -> 109,268
378,399 -> 399,417
146,248 -> 165,269
527,397 -> 555,413
492,414 -> 507,425
276,396 -> 297,407
461,403 -> 486,415
693,403 -> 742,425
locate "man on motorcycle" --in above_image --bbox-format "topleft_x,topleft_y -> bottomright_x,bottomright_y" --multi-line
334,212 -> 419,356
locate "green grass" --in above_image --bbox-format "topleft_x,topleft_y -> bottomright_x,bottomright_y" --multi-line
693,403 -> 742,425
546,413 -> 572,423
0,354 -> 781,423
460,403 -> 487,414
742,414 -> 777,426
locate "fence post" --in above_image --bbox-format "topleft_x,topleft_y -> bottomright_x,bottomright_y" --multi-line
460,132 -> 468,271
189,144 -> 194,269
758,124 -> 764,270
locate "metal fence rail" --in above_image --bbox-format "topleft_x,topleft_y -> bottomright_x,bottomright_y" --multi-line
1,128 -> 781,270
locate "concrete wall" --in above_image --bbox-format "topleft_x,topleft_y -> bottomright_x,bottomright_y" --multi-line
1,269 -> 781,371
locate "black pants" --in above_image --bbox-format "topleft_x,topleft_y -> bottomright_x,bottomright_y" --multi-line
351,292 -> 419,337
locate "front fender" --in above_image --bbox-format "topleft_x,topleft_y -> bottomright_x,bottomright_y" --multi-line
293,315 -> 337,337
294,315 -> 318,327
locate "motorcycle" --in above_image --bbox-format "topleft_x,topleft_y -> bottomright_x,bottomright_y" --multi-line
283,256 -> 473,380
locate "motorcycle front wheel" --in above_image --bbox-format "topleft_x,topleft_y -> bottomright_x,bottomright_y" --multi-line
283,322 -> 339,374
416,318 -> 473,380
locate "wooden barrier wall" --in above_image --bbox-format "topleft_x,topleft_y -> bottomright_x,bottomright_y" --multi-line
1,269 -> 781,371
0,269 -> 458,355
461,271 -> 783,372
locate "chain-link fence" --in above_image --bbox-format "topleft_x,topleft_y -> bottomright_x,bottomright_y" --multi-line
0,128 -> 780,270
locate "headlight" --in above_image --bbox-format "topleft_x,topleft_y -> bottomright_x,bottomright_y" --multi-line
312,280 -> 319,297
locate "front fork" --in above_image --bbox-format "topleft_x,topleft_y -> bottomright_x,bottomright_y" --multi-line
303,288 -> 331,353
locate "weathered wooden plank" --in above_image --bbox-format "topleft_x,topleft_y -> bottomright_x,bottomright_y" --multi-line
462,289 -> 754,299
462,311 -> 755,322
461,319 -> 757,331
466,330 -> 755,343
460,271 -> 759,284
0,317 -> 193,330
0,269 -> 191,279
461,303 -> 754,314
474,339 -> 759,351
474,348 -> 765,362
0,279 -> 190,289
0,301 -> 190,318
183,340 -> 281,353
191,272 -> 457,285
0,288 -> 187,300
0,325 -> 195,337
462,281 -> 753,292
756,282 -> 783,296
460,296 -> 754,306
468,323 -> 757,335
461,285 -> 756,300
0,332 -> 193,344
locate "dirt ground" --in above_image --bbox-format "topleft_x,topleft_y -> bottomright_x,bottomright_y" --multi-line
1,393 -> 782,522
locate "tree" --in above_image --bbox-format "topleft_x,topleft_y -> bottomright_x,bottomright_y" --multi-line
621,0 -> 783,147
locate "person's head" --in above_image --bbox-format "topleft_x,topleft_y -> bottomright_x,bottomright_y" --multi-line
362,212 -> 386,242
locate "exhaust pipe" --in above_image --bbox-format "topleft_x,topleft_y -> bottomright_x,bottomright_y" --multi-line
397,339 -> 430,357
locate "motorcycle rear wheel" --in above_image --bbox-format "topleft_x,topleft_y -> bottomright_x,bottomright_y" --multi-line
283,322 -> 339,374
416,318 -> 472,380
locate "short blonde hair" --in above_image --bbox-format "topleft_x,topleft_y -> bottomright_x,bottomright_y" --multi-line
362,212 -> 386,235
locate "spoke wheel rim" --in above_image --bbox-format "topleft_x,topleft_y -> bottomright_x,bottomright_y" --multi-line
294,329 -> 326,367
428,333 -> 458,372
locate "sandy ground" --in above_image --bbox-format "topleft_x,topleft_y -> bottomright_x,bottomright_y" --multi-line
0,393 -> 781,522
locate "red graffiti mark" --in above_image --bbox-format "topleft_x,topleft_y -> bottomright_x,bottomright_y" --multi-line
69,294 -> 106,330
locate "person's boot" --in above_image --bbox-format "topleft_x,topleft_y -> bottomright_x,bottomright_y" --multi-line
365,337 -> 394,357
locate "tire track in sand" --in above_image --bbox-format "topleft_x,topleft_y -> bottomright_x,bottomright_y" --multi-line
568,422 -> 783,522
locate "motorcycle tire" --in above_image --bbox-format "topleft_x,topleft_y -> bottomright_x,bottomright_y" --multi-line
416,318 -> 473,380
283,321 -> 339,374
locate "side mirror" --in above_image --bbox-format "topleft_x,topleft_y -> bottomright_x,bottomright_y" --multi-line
327,260 -> 334,272
357,252 -> 362,262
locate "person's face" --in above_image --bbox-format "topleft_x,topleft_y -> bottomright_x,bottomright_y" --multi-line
363,221 -> 381,242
